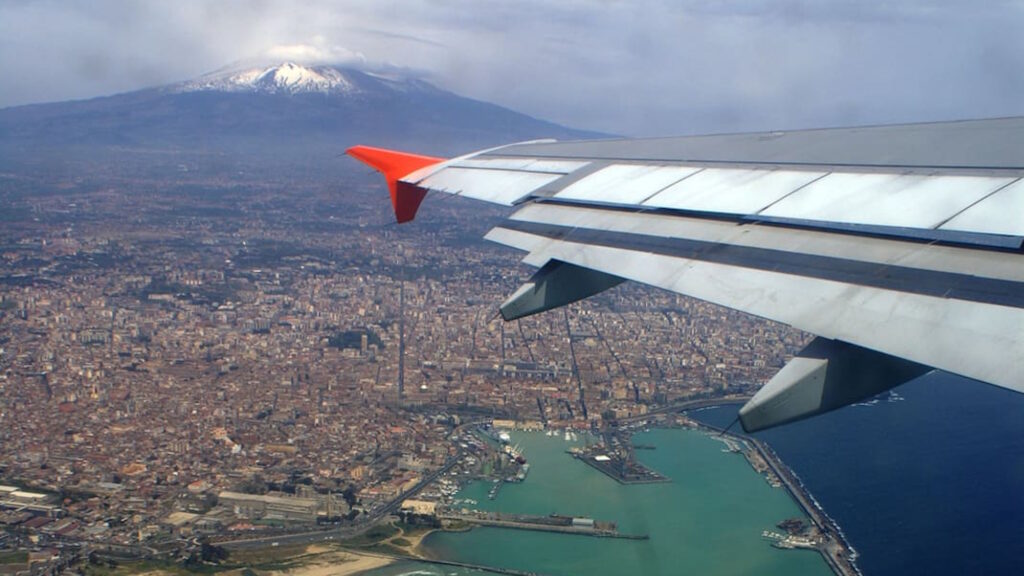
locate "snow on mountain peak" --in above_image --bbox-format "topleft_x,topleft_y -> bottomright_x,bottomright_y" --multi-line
179,62 -> 358,95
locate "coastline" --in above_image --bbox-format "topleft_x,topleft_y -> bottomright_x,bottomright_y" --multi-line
351,541 -> 555,576
619,397 -> 861,575
403,527 -> 437,556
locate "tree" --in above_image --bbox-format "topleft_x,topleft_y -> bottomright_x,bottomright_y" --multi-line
201,542 -> 228,562
341,484 -> 357,507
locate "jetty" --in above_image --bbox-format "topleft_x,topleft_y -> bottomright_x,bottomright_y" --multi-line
348,550 -> 552,576
568,433 -> 670,485
570,448 -> 670,484
440,511 -> 648,540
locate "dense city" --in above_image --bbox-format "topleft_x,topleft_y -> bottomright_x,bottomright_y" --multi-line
0,157 -> 809,571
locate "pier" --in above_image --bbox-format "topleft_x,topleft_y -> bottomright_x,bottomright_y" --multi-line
440,511 -> 648,540
340,550 -> 552,576
488,479 -> 503,500
568,428 -> 670,485
570,448 -> 670,484
397,556 -> 548,576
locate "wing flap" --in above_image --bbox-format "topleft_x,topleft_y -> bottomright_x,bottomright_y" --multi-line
486,205 -> 1024,394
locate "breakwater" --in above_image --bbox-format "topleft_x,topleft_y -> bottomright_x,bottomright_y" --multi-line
355,550 -> 550,576
691,417 -> 861,576
440,511 -> 648,540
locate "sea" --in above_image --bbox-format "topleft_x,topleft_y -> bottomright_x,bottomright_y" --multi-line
360,371 -> 1024,575
699,372 -> 1024,576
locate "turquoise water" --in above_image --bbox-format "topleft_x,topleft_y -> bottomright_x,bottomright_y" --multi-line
361,373 -> 1024,576
376,429 -> 832,576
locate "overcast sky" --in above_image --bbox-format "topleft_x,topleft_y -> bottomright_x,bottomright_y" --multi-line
1,0 -> 1022,136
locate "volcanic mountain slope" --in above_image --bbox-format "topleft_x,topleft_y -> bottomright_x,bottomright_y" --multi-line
0,61 -> 605,165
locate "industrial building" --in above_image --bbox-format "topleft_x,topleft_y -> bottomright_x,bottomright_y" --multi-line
218,491 -> 318,523
0,485 -> 63,518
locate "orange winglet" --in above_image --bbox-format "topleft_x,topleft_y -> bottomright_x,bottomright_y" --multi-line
347,145 -> 445,223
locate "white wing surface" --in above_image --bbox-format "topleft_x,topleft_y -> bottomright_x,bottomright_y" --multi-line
349,117 -> 1024,431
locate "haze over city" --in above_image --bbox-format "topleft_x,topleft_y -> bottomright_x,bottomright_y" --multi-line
2,0 -> 1023,136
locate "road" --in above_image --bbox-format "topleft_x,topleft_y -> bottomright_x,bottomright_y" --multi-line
613,395 -> 749,424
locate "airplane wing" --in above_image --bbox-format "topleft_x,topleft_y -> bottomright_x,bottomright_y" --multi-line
348,117 -> 1024,432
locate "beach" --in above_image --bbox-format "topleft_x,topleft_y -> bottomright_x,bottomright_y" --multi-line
254,546 -> 394,576
125,546 -> 396,576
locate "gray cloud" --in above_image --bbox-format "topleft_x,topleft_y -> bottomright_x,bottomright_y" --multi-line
1,0 -> 1021,136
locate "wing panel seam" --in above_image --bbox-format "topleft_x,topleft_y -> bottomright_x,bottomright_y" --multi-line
932,176 -> 1023,230
493,220 -> 1024,309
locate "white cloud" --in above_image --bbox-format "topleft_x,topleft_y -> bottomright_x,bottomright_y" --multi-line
263,42 -> 367,67
0,1 -> 1022,136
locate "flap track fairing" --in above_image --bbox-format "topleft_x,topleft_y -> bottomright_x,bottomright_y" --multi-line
739,338 -> 931,432
500,259 -> 625,321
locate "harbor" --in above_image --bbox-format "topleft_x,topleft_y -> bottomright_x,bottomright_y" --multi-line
440,417 -> 854,576
602,398 -> 860,576
420,427 -> 835,576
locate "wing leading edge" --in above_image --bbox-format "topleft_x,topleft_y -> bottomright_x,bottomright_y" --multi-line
347,117 -> 1024,432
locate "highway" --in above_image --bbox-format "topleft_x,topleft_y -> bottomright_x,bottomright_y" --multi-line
613,395 -> 749,424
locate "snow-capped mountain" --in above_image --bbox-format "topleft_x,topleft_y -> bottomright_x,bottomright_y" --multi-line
183,62 -> 360,94
0,61 -> 605,166
176,62 -> 437,97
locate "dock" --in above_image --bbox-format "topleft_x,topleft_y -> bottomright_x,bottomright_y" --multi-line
440,511 -> 648,540
569,448 -> 670,484
488,480 -> 503,500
